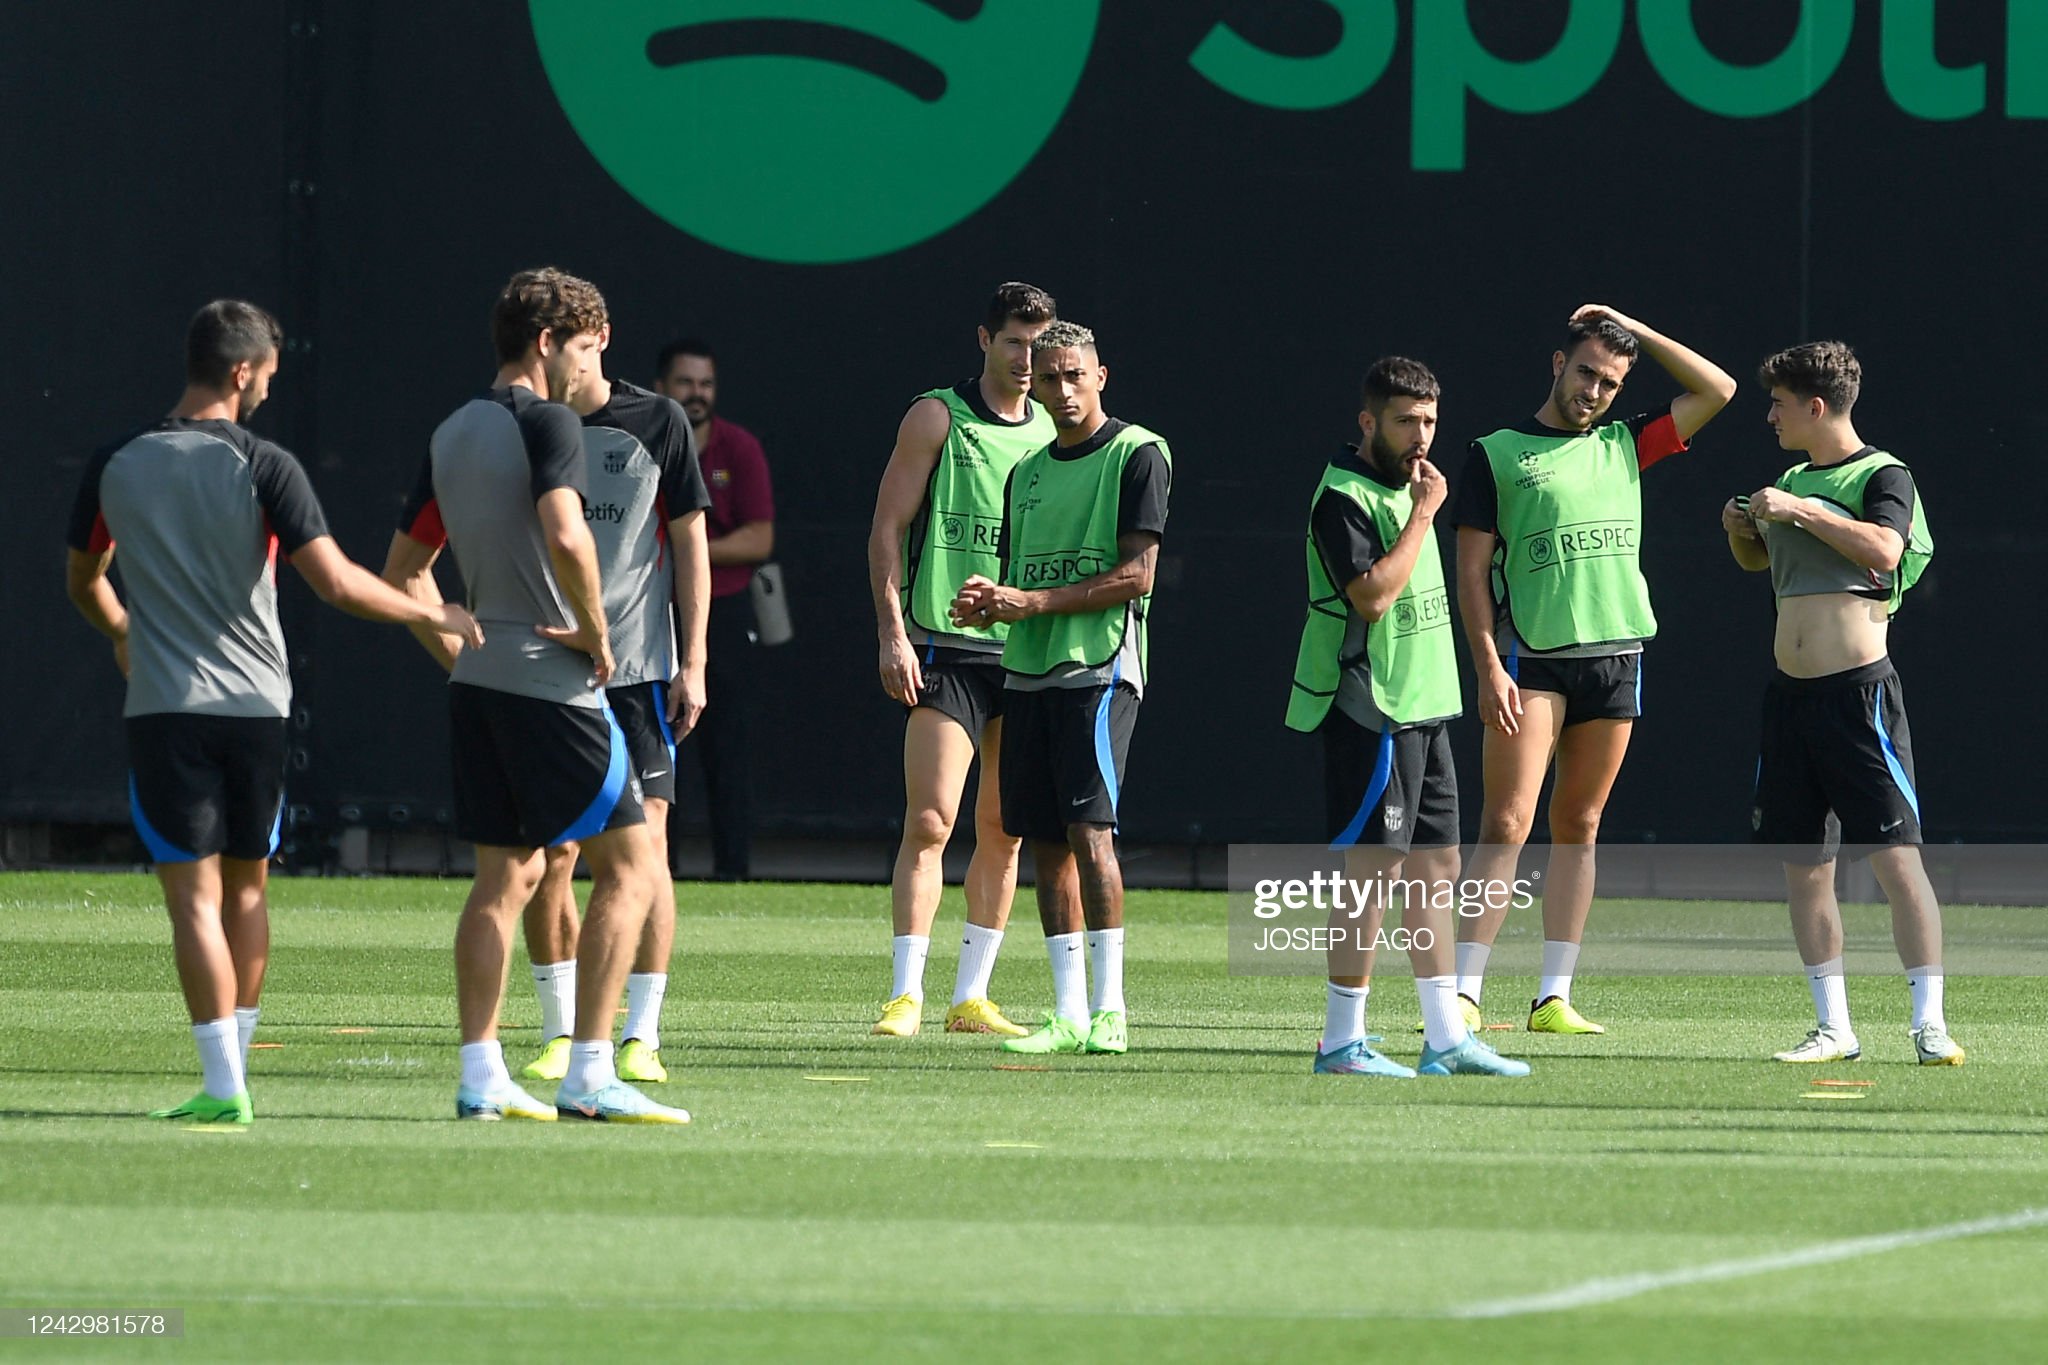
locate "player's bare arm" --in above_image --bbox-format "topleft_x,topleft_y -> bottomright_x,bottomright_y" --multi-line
381,531 -> 467,672
709,521 -> 773,566
1571,304 -> 1737,440
867,395 -> 951,704
950,531 -> 1158,626
1723,498 -> 1771,572
64,545 -> 130,677
531,486 -> 615,687
295,536 -> 483,647
1344,458 -> 1446,622
1456,525 -> 1521,736
1747,485 -> 1905,573
667,507 -> 710,735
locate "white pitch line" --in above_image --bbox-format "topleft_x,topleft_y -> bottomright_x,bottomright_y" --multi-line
1449,1207 -> 2048,1319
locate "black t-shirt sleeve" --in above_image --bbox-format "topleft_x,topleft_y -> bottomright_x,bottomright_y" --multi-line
1451,442 -> 1498,531
516,401 -> 587,503
1310,488 -> 1385,588
1862,465 -> 1915,538
249,440 -> 332,554
656,400 -> 712,518
65,442 -> 120,553
1116,443 -> 1171,538
397,454 -> 445,547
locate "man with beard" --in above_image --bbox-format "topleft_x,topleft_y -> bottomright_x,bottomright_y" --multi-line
655,339 -> 774,880
1285,357 -> 1529,1079
1449,306 -> 1735,1034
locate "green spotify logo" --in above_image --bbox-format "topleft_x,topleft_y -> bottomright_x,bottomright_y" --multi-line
529,1 -> 1098,265
534,0 -> 2044,265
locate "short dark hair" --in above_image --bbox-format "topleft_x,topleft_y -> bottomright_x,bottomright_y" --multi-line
491,267 -> 608,364
1759,340 -> 1861,413
1361,356 -> 1440,411
984,281 -> 1056,337
1564,316 -> 1640,365
186,299 -> 282,387
1031,320 -> 1096,356
654,338 -> 715,379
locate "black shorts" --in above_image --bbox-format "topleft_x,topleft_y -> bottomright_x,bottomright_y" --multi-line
1506,651 -> 1642,726
999,683 -> 1138,840
1753,658 -> 1921,858
909,644 -> 1005,744
1322,713 -> 1459,852
126,713 -> 287,863
607,679 -> 677,803
449,682 -> 644,849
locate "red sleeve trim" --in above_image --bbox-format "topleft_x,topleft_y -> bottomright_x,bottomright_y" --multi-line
405,499 -> 448,549
87,512 -> 114,555
1636,413 -> 1689,471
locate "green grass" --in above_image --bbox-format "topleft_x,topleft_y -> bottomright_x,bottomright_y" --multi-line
2,870 -> 2046,1362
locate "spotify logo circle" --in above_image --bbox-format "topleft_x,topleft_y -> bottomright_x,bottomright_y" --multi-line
531,1 -> 1100,264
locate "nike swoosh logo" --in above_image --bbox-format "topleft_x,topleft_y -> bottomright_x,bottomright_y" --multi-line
642,769 -> 669,780
1071,797 -> 1092,807
571,1101 -> 600,1118
1880,818 -> 1905,832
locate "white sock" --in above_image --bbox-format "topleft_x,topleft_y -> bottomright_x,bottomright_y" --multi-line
459,1039 -> 509,1093
234,1006 -> 260,1073
1323,983 -> 1368,1052
622,972 -> 667,1048
1538,940 -> 1581,1004
1805,956 -> 1852,1032
890,934 -> 930,1001
1455,942 -> 1491,1002
1047,932 -> 1088,1027
564,1039 -> 616,1094
532,961 -> 577,1041
1086,927 -> 1126,1014
1416,975 -> 1468,1052
952,923 -> 1003,1005
192,1017 -> 243,1100
1905,964 -> 1944,1030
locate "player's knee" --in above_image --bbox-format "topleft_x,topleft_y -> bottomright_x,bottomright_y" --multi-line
1066,822 -> 1113,861
1479,806 -> 1534,846
1549,807 -> 1602,844
903,806 -> 956,852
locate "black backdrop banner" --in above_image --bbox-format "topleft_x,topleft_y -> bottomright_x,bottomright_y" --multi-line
9,2 -> 2046,849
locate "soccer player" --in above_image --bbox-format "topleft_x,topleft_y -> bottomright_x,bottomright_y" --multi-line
950,321 -> 1170,1056
866,281 -> 1056,1038
403,348 -> 713,1087
65,299 -> 483,1124
1285,357 -> 1529,1078
383,268 -> 685,1123
1724,341 -> 1960,1065
1451,305 -> 1735,1033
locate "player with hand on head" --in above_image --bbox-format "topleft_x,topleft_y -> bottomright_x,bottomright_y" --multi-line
383,268 -> 685,1124
1727,341 -> 1958,1066
65,299 -> 482,1124
951,320 -> 1171,1057
1450,305 -> 1735,1035
1286,357 -> 1530,1078
866,282 -> 1056,1039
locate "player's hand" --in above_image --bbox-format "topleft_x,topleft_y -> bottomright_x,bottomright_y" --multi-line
1747,487 -> 1807,525
1409,457 -> 1447,520
668,660 -> 707,738
536,620 -> 614,688
112,635 -> 130,679
950,575 -> 998,628
432,603 -> 486,650
1479,662 -> 1523,736
879,632 -> 923,706
1721,498 -> 1761,540
1570,302 -> 1643,336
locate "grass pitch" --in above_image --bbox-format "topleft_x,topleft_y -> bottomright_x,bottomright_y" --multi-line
3,870 -> 2046,1361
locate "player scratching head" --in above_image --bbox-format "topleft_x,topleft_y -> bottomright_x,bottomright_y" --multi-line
1030,320 -> 1106,441
1761,340 -> 1861,455
491,267 -> 609,409
980,281 -> 1057,404
185,300 -> 283,423
1544,310 -> 1640,431
1358,356 -> 1441,486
